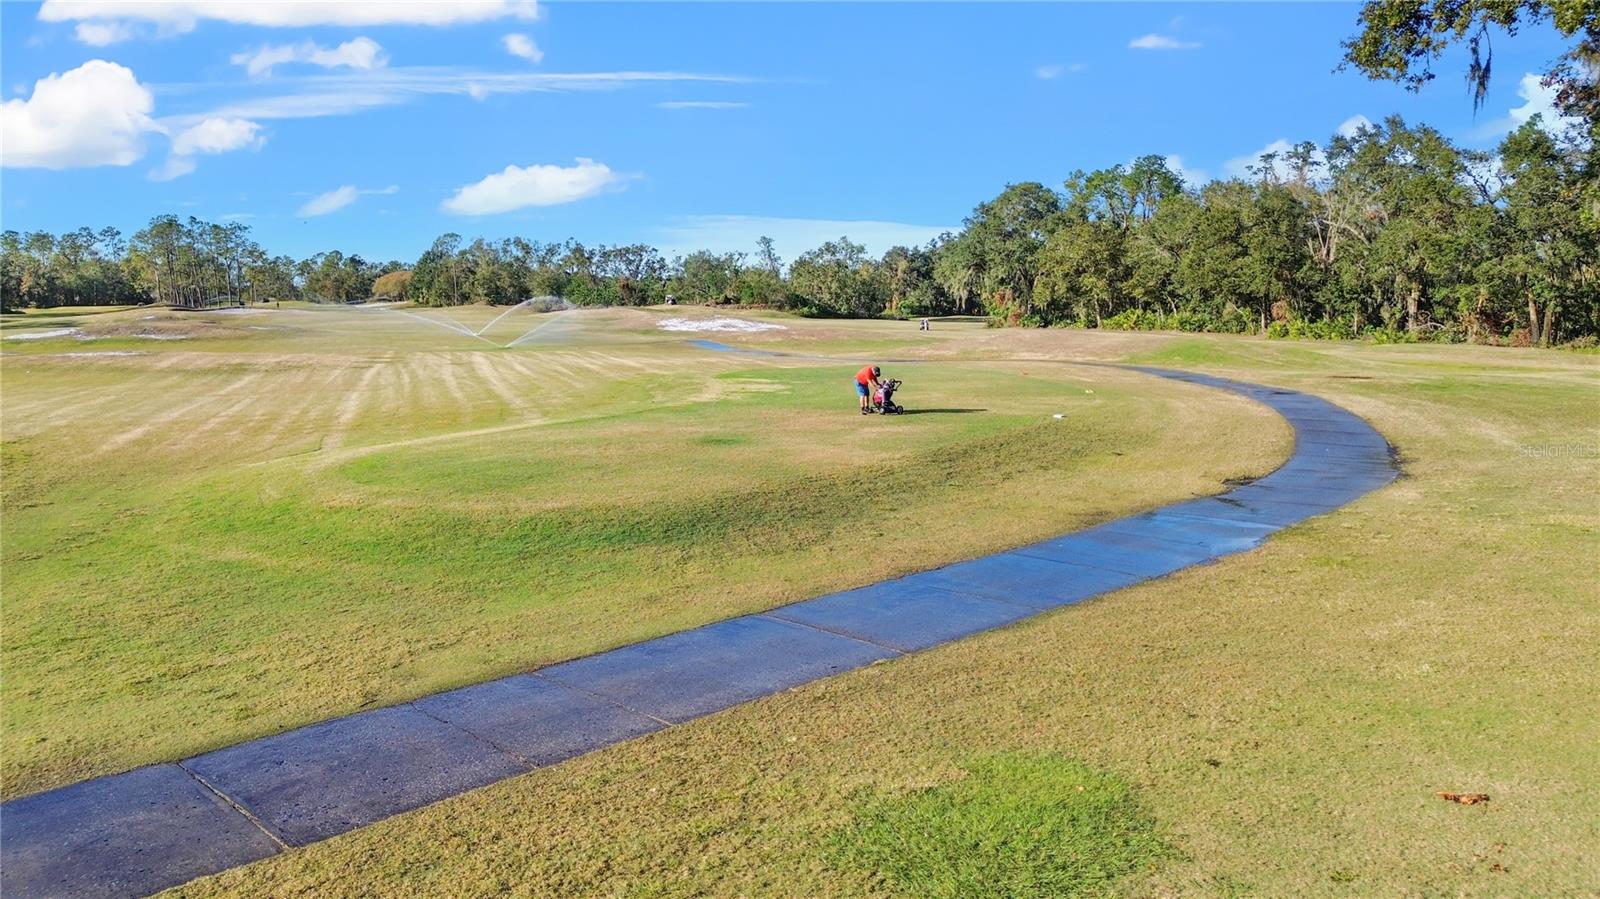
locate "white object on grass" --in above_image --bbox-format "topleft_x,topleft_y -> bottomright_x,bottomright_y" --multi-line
4,328 -> 81,340
657,317 -> 787,333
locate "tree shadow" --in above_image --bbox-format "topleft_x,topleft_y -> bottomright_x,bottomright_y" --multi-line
898,408 -> 986,415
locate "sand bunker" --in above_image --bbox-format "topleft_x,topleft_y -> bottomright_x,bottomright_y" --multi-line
657,317 -> 787,333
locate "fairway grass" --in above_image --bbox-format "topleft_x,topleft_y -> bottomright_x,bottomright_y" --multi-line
158,329 -> 1598,898
1,306 -> 1286,797
830,752 -> 1169,897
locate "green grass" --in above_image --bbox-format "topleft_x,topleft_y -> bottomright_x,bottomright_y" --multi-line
830,753 -> 1168,898
162,328 -> 1598,899
1,307 -> 1283,796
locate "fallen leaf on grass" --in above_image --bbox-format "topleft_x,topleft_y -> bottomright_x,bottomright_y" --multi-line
1437,791 -> 1490,805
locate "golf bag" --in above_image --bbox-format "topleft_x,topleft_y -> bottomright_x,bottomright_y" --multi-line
874,378 -> 904,414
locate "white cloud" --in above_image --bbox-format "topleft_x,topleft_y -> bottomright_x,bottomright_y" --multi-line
167,69 -> 751,126
656,215 -> 955,263
1035,63 -> 1086,79
503,33 -> 543,63
655,100 -> 748,109
1508,73 -> 1563,128
149,155 -> 196,181
298,185 -> 359,217
295,184 -> 398,216
1337,114 -> 1374,138
1224,138 -> 1296,179
1129,33 -> 1201,50
1222,113 -> 1373,180
1162,154 -> 1209,187
150,116 -> 263,180
170,117 -> 262,155
443,158 -> 625,215
1472,73 -> 1586,140
188,90 -> 407,122
42,1 -> 540,42
232,37 -> 388,77
1,60 -> 158,168
73,20 -> 135,45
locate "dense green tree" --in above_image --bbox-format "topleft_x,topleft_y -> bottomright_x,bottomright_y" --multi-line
1126,192 -> 1200,315
1491,117 -> 1600,344
673,251 -> 744,304
1239,183 -> 1314,329
879,243 -> 947,318
1173,181 -> 1254,324
1341,0 -> 1598,130
1336,117 -> 1479,332
1035,219 -> 1127,326
789,237 -> 885,317
933,182 -> 1061,320
409,233 -> 463,306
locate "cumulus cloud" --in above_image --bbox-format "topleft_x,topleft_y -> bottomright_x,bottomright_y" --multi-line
1035,63 -> 1086,80
232,37 -> 388,77
1508,74 -> 1563,128
1471,73 -> 1587,139
150,116 -> 264,180
1129,33 -> 1201,50
1337,114 -> 1374,137
41,0 -> 540,42
655,100 -> 748,109
1,60 -> 158,168
441,158 -> 626,215
1223,114 -> 1373,180
170,117 -> 263,155
1224,138 -> 1296,179
503,33 -> 543,62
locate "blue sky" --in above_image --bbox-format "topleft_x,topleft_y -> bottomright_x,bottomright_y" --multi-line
0,1 -> 1575,265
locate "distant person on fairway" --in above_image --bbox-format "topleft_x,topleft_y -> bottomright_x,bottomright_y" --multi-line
855,364 -> 882,415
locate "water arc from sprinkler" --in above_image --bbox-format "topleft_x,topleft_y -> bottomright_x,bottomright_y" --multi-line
505,299 -> 577,348
476,297 -> 540,335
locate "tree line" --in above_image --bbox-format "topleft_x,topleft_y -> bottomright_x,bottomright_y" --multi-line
6,118 -> 1593,342
4,0 -> 1597,345
3,115 -> 1595,345
0,215 -> 402,311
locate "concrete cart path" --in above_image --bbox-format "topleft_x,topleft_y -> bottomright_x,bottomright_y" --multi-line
0,366 -> 1397,898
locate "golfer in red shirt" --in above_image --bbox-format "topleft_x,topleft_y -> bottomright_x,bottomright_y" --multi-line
854,364 -> 882,415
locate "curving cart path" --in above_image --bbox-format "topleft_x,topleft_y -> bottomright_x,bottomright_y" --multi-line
0,366 -> 1397,899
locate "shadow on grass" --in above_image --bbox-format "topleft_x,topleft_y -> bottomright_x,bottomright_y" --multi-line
898,408 -> 986,415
